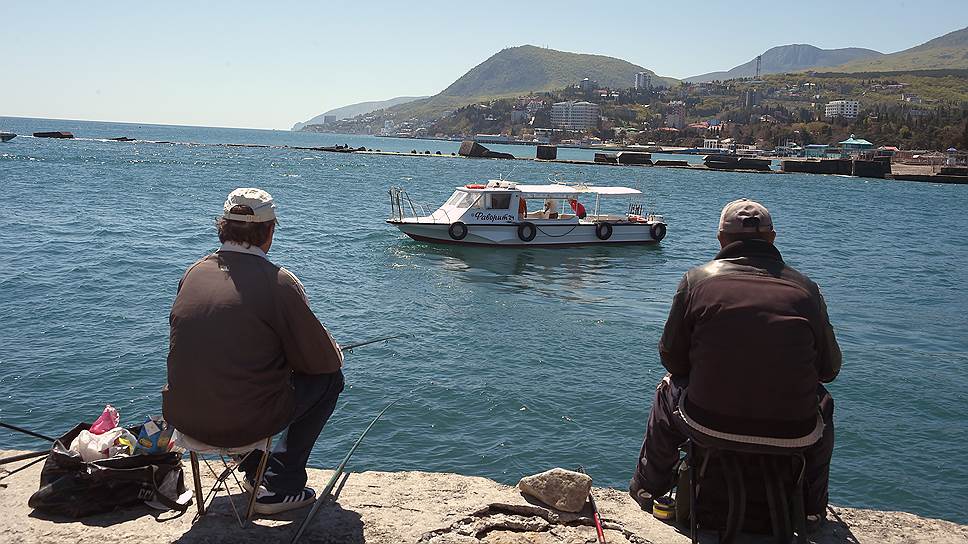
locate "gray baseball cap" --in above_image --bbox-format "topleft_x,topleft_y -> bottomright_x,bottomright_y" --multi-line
718,198 -> 773,234
222,188 -> 277,223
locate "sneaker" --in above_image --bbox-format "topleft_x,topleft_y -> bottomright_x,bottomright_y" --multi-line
629,487 -> 654,513
806,513 -> 826,533
253,486 -> 316,515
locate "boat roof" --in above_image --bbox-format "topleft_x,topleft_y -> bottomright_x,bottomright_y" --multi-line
461,180 -> 642,198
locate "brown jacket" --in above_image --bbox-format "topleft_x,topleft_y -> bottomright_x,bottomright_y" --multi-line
659,239 -> 841,438
162,245 -> 342,447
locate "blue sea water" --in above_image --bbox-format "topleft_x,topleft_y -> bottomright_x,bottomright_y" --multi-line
1,116 -> 966,523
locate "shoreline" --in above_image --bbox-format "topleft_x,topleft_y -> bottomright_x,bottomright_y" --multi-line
2,449 -> 966,543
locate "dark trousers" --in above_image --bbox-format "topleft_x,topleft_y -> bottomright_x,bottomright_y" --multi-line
631,374 -> 835,515
241,370 -> 344,493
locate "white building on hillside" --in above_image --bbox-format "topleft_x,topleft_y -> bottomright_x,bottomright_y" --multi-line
551,101 -> 600,131
635,72 -> 652,90
825,100 -> 860,119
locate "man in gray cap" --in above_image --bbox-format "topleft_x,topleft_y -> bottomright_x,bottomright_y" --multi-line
163,188 -> 344,514
630,198 -> 841,526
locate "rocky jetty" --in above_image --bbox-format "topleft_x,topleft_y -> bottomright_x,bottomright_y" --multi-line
1,450 -> 966,543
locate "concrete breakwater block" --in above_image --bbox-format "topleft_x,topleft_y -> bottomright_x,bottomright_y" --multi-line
617,151 -> 652,165
33,131 -> 74,139
517,467 -> 592,512
536,145 -> 557,160
459,140 -> 514,160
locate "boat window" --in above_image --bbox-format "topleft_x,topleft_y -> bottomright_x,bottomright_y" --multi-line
455,192 -> 483,209
445,191 -> 464,207
487,193 -> 511,210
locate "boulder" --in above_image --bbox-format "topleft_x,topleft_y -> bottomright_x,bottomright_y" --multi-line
517,468 -> 591,513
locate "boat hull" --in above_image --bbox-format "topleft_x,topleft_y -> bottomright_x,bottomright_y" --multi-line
389,221 -> 663,246
0,133 -> 15,142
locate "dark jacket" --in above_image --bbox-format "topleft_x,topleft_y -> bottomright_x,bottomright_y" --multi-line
659,239 -> 841,438
162,247 -> 343,447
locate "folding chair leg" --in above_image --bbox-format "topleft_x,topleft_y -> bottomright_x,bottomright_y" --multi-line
190,452 -> 206,517
245,437 -> 273,523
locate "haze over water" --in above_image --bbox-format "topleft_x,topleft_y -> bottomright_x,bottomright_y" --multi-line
1,117 -> 966,523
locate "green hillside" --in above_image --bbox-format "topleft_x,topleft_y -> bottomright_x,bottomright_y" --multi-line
389,45 -> 677,120
835,26 -> 968,72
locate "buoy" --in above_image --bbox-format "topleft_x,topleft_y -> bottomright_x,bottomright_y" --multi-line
464,184 -> 486,189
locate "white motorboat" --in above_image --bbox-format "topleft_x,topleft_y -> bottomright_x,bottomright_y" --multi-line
387,179 -> 667,246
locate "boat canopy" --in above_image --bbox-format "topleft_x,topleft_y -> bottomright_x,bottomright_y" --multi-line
460,182 -> 642,199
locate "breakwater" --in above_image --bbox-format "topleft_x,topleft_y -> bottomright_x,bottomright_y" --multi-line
2,451 -> 967,543
5,123 -> 963,183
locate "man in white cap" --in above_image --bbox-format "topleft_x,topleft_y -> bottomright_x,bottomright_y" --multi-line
630,198 -> 841,528
163,188 -> 344,514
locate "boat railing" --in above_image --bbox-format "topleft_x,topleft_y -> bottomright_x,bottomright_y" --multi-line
388,187 -> 452,223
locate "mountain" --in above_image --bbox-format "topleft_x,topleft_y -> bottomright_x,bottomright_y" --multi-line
292,96 -> 427,130
387,45 -> 678,120
833,26 -> 968,72
684,44 -> 883,83
437,45 -> 677,97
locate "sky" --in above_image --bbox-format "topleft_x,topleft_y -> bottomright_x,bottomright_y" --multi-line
3,1 -> 966,130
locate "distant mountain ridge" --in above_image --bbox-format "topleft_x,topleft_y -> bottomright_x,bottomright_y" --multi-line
685,44 -> 883,83
385,45 -> 677,120
292,96 -> 427,131
833,26 -> 968,72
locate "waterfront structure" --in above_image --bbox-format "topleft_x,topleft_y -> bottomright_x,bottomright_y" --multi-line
635,72 -> 652,90
323,114 -> 338,125
838,134 -> 874,157
551,101 -> 600,131
805,144 -> 829,158
825,100 -> 860,119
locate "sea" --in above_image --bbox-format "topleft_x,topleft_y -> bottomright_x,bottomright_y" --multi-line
1,116 -> 966,523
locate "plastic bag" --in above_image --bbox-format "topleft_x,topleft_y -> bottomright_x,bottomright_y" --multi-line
69,427 -> 136,462
89,405 -> 120,435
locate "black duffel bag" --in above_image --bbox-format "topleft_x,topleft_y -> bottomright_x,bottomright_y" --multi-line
28,422 -> 190,518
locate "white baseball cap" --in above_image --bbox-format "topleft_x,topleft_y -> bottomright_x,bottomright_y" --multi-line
222,188 -> 277,223
718,198 -> 773,234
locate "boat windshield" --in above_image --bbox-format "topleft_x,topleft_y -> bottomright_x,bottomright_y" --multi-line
454,191 -> 483,209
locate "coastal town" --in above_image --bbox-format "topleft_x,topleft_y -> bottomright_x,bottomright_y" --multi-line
302,70 -> 967,170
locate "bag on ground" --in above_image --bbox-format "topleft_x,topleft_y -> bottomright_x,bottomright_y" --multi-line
27,422 -> 190,518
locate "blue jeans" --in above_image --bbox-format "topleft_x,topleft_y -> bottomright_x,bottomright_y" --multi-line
241,370 -> 344,493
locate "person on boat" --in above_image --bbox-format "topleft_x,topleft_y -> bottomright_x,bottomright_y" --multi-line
162,187 -> 344,515
629,198 -> 841,527
518,197 -> 528,220
541,198 -> 559,219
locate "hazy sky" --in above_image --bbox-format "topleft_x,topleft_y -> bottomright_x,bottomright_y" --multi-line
3,1 -> 965,129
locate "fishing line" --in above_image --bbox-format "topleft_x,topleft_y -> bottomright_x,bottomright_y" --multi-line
340,333 -> 414,353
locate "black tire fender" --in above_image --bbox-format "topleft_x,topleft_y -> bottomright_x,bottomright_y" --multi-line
517,221 -> 536,242
448,222 -> 468,240
650,223 -> 667,241
595,222 -> 613,240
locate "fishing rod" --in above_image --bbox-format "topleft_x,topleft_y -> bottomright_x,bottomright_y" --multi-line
0,450 -> 48,466
0,421 -> 56,443
577,465 -> 607,544
290,395 -> 407,544
341,333 -> 414,353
